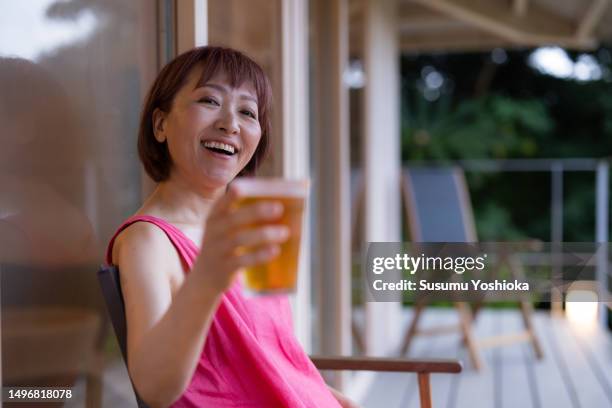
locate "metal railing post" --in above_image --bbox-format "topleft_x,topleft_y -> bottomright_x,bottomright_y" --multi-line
595,161 -> 609,327
551,162 -> 564,314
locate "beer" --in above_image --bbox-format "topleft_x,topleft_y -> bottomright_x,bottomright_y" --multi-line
232,179 -> 308,294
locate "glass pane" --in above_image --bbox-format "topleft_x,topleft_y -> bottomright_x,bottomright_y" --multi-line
0,0 -> 156,401
208,0 -> 283,177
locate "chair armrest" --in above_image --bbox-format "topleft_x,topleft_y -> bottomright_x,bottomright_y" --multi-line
309,355 -> 462,373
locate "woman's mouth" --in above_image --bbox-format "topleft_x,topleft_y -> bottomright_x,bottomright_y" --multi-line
201,140 -> 237,156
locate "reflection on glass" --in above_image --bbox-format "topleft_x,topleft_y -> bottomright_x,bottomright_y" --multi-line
0,0 -> 98,61
0,0 -> 156,401
0,58 -> 98,266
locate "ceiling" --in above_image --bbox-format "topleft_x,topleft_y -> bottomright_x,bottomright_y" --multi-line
349,0 -> 612,55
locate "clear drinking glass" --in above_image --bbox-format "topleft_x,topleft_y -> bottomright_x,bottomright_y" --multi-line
232,178 -> 308,294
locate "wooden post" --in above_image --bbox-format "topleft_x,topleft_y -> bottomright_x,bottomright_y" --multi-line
417,373 -> 432,408
362,0 -> 403,356
280,0 -> 312,351
175,0 -> 208,54
311,0 -> 351,389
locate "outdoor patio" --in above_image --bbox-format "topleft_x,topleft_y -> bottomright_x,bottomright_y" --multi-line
2,1 -> 612,407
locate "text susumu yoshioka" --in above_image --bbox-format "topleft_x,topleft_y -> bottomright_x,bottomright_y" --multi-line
372,279 -> 529,291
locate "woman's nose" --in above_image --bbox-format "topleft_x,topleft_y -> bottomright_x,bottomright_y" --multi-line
215,109 -> 239,134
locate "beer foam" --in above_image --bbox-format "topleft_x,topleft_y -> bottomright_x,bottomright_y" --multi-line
232,178 -> 309,197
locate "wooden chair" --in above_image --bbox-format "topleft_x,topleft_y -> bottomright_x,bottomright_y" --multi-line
399,167 -> 543,370
98,265 -> 461,408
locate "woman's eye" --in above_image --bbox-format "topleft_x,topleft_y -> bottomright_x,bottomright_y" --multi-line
200,97 -> 219,106
241,110 -> 256,119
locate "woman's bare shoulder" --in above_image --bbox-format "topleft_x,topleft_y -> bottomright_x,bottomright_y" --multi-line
112,221 -> 185,291
112,221 -> 171,265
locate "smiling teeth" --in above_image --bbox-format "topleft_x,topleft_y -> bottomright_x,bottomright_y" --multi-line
203,141 -> 235,154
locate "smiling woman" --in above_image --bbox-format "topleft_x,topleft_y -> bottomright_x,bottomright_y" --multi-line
138,47 -> 271,184
106,46 -> 354,408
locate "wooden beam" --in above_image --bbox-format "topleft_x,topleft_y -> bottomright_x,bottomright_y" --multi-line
399,1 -> 452,22
400,29 -> 517,53
513,0 -> 528,17
412,0 -> 597,49
398,3 -> 470,33
399,18 -> 469,34
397,2 -> 480,36
399,30 -> 594,54
576,0 -> 610,40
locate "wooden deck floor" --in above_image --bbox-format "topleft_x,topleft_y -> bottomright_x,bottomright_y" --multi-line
361,308 -> 612,408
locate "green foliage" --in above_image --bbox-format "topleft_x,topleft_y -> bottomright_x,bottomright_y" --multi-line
400,48 -> 612,242
402,94 -> 553,161
401,93 -> 556,240
473,201 -> 525,240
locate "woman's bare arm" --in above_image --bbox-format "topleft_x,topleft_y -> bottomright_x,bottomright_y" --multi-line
114,223 -> 222,408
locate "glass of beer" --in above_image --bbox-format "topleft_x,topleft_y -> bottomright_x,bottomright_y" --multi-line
232,178 -> 309,294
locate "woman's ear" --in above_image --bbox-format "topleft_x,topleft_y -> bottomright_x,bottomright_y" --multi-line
152,108 -> 167,143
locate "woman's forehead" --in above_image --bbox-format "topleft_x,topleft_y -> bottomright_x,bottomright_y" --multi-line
188,66 -> 257,96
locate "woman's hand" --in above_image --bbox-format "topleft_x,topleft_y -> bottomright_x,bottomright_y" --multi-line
192,184 -> 289,294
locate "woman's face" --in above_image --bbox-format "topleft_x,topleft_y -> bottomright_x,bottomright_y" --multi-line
155,67 -> 262,192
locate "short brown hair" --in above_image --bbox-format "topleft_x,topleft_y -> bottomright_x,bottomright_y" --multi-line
138,46 -> 272,182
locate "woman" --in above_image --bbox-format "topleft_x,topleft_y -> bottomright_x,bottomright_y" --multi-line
107,46 -> 358,407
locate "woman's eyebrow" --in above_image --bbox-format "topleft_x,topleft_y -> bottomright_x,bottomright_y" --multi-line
201,83 -> 226,93
200,83 -> 257,104
239,94 -> 257,104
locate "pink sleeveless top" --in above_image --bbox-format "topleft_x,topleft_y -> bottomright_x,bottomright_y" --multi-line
106,215 -> 341,408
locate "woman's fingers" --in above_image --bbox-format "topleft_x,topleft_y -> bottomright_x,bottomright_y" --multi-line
212,224 -> 289,261
198,185 -> 290,286
230,244 -> 281,269
230,201 -> 284,229
231,225 -> 290,248
208,200 -> 284,236
196,229 -> 286,292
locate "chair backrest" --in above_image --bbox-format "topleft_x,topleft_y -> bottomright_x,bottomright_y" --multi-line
2,262 -> 109,348
402,167 -> 477,242
97,264 -> 149,408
